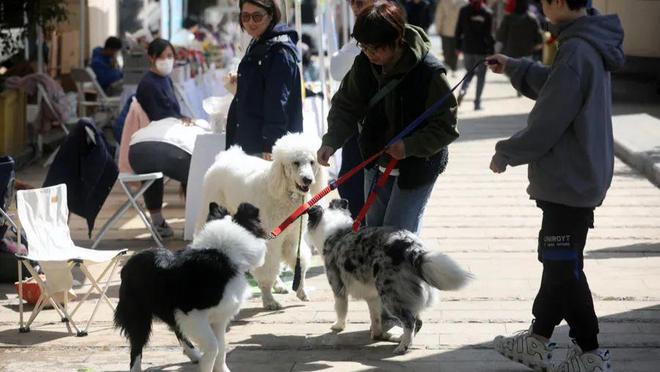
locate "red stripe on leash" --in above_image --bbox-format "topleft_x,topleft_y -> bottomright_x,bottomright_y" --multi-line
268,150 -> 385,239
352,157 -> 398,232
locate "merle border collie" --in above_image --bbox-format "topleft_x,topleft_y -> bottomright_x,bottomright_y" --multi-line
114,202 -> 268,372
305,199 -> 473,354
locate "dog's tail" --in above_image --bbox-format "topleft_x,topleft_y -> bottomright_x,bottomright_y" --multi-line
419,251 -> 473,291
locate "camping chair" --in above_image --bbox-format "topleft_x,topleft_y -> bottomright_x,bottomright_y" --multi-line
70,67 -> 120,122
15,184 -> 127,336
91,171 -> 165,249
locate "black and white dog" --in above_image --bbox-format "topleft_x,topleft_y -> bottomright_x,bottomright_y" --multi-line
114,202 -> 268,372
306,199 -> 473,354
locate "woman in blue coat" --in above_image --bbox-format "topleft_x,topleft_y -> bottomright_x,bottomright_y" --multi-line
226,0 -> 303,160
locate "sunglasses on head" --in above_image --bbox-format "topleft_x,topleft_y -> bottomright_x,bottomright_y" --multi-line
240,11 -> 268,23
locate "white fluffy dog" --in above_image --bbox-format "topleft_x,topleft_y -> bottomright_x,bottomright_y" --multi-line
196,133 -> 326,310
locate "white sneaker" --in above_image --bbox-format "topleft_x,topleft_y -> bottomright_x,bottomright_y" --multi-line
553,340 -> 613,372
493,326 -> 555,372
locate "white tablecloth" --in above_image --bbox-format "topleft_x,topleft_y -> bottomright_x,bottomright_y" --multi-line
184,133 -> 226,240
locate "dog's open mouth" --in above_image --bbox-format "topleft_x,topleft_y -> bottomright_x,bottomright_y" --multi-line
296,183 -> 310,193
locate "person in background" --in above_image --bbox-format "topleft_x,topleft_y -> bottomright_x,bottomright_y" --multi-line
171,17 -> 201,48
90,36 -> 123,95
226,0 -> 303,159
435,0 -> 468,77
405,0 -> 434,31
135,38 -> 188,122
497,0 -> 543,61
454,0 -> 494,110
488,0 -> 623,370
132,38 -> 191,238
497,0 -> 543,96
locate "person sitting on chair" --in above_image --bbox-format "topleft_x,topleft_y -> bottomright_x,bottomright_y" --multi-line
130,38 -> 194,239
90,36 -> 124,95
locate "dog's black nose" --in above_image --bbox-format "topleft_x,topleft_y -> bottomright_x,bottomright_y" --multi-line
302,176 -> 312,185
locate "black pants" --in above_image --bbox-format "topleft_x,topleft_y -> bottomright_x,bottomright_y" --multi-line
531,200 -> 599,351
441,35 -> 458,71
128,142 -> 191,211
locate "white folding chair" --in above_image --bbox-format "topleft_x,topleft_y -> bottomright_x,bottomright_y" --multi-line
15,184 -> 127,336
91,172 -> 165,249
70,67 -> 120,122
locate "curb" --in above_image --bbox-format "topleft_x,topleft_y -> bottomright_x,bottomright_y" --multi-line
612,114 -> 660,188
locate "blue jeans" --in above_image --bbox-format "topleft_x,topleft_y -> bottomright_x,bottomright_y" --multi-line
363,167 -> 435,235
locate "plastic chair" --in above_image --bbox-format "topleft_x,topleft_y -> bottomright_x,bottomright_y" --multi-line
15,184 -> 127,336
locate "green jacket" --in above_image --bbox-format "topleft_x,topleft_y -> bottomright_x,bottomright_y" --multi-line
322,25 -> 459,159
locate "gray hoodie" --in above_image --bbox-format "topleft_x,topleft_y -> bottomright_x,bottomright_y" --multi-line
493,11 -> 624,208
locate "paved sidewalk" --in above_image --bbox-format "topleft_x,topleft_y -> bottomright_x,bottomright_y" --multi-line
1,70 -> 659,371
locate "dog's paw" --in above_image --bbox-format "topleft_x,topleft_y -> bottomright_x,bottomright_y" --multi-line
330,321 -> 345,332
263,299 -> 283,311
393,343 -> 410,355
296,288 -> 309,302
272,280 -> 289,294
371,331 -> 396,341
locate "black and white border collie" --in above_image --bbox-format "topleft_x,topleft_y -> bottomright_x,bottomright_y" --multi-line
305,199 -> 473,354
114,202 -> 268,372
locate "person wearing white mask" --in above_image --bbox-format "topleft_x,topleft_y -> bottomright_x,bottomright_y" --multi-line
136,38 -> 189,122
131,38 -> 194,238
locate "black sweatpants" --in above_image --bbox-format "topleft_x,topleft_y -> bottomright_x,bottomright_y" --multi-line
531,200 -> 600,352
128,142 -> 191,211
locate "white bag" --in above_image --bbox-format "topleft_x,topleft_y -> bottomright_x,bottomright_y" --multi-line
202,95 -> 234,133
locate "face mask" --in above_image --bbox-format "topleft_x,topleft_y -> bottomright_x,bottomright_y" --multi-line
155,57 -> 174,75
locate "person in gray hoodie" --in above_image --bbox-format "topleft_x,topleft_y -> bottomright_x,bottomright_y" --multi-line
486,1 -> 624,371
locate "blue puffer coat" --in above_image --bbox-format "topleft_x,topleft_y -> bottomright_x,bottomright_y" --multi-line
226,24 -> 303,154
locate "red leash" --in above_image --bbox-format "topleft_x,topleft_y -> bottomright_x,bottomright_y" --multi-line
268,149 -> 385,239
352,157 -> 398,232
269,59 -> 494,239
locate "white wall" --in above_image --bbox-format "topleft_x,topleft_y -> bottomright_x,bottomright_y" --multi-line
593,0 -> 660,58
88,0 -> 119,50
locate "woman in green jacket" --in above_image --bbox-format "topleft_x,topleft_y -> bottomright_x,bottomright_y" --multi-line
317,0 -> 459,234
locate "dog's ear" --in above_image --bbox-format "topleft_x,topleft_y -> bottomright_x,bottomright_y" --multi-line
234,203 -> 267,239
329,199 -> 349,211
306,205 -> 324,229
207,202 -> 230,222
268,155 -> 289,196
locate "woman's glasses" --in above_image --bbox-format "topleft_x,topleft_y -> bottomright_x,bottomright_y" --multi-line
240,11 -> 267,23
356,42 -> 381,54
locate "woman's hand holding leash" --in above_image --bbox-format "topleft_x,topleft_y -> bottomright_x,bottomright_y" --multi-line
486,54 -> 508,74
317,145 -> 335,167
385,140 -> 406,160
